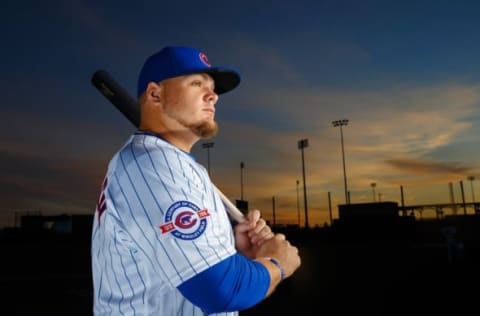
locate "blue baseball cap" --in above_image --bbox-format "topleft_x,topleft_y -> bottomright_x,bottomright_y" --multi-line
137,46 -> 241,97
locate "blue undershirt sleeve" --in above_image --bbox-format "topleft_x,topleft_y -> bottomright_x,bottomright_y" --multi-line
177,253 -> 270,314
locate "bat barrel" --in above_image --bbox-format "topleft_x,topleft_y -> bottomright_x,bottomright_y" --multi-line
91,70 -> 140,127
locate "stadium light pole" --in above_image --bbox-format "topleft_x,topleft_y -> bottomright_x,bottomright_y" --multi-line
296,180 -> 300,226
202,142 -> 214,176
468,175 -> 476,204
298,138 -> 309,228
332,119 -> 349,204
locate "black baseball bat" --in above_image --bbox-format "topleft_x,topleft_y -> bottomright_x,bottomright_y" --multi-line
91,70 -> 140,127
90,69 -> 246,223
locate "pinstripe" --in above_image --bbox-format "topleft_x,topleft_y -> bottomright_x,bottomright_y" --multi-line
142,136 -> 174,203
115,167 -> 176,292
103,238 -> 118,314
111,172 -> 170,280
100,230 -> 113,314
129,248 -> 146,304
127,145 -> 195,280
136,135 -> 170,213
157,139 -> 177,187
108,234 -> 126,316
119,147 -> 184,281
141,136 -> 213,270
113,225 -> 137,315
134,137 -> 208,274
124,138 -> 206,284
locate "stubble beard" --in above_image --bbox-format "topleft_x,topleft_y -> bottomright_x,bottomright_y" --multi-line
188,120 -> 218,139
164,107 -> 218,139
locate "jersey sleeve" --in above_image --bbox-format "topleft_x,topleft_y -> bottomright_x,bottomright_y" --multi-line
178,253 -> 270,313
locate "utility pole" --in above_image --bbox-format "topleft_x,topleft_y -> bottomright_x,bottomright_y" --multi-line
240,162 -> 244,200
202,142 -> 214,176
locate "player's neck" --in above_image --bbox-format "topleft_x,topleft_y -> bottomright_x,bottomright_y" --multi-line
138,126 -> 197,152
162,131 -> 197,152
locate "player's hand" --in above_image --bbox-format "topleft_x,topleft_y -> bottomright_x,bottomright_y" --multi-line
256,233 -> 301,286
234,209 -> 274,259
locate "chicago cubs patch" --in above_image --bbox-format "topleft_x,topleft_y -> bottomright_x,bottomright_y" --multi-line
159,201 -> 210,240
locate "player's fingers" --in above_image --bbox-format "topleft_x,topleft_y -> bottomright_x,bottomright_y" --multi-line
276,233 -> 286,240
250,224 -> 273,244
248,219 -> 269,238
254,231 -> 275,246
246,209 -> 261,223
234,220 -> 253,234
249,218 -> 267,235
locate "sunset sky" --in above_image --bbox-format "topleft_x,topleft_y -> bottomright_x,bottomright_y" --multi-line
1,0 -> 480,227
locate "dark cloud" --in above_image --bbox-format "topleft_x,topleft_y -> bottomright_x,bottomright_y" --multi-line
385,157 -> 471,175
0,147 -> 106,212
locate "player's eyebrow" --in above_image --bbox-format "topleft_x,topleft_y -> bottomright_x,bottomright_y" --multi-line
191,73 -> 215,89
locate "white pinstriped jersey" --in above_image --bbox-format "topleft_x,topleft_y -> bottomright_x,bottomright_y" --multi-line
91,132 -> 238,315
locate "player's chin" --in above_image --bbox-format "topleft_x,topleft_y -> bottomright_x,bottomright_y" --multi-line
193,121 -> 218,138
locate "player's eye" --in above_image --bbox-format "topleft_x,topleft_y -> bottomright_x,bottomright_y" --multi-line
191,80 -> 202,87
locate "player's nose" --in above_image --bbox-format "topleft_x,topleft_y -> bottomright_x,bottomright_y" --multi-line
205,88 -> 218,105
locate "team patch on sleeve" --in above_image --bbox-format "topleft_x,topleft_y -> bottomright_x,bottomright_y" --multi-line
159,201 -> 210,240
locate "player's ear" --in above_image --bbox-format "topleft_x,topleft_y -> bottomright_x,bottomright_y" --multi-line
146,82 -> 162,103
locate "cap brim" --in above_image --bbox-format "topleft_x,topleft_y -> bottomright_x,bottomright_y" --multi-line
206,68 -> 241,94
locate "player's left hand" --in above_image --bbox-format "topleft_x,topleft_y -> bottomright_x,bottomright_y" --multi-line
234,209 -> 274,259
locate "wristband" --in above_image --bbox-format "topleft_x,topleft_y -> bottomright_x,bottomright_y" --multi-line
265,257 -> 286,281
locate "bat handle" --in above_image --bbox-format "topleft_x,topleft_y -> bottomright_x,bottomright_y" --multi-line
214,184 -> 246,223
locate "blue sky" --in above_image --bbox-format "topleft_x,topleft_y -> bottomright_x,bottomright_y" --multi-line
1,0 -> 480,227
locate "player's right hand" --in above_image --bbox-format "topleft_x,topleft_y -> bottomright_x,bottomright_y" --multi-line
255,233 -> 301,280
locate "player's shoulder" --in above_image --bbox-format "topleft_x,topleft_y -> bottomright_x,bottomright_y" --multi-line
130,131 -> 174,151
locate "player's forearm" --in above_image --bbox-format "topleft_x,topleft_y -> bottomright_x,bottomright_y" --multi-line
253,233 -> 302,297
254,257 -> 284,297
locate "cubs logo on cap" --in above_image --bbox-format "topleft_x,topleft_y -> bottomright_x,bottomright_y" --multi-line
199,52 -> 211,67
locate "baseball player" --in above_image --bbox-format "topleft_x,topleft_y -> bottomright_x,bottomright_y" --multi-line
91,46 -> 301,315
